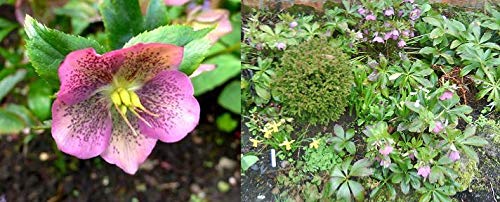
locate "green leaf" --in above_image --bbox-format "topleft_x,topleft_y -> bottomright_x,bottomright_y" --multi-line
218,80 -> 241,114
0,69 -> 26,101
215,113 -> 238,132
391,173 -> 403,183
462,137 -> 488,147
192,54 -> 240,95
241,155 -> 258,172
124,25 -> 211,47
4,104 -> 37,127
345,142 -> 356,155
334,124 -> 344,138
336,182 -> 351,201
179,38 -> 212,75
419,47 -> 437,55
24,15 -> 105,87
0,109 -> 25,135
27,80 -> 53,120
348,180 -> 365,201
144,0 -> 168,31
330,176 -> 344,191
54,0 -> 99,34
99,0 -> 143,50
350,159 -> 373,177
460,144 -> 479,162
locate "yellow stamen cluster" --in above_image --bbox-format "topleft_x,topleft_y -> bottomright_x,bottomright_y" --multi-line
110,88 -> 158,133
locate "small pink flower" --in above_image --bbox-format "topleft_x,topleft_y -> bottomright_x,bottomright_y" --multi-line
449,151 -> 460,161
379,159 -> 391,168
52,43 -> 200,174
189,64 -> 216,78
358,8 -> 366,15
276,42 -> 286,50
410,8 -> 421,21
187,6 -> 233,43
384,32 -> 392,40
432,121 -> 444,134
384,8 -> 394,16
373,36 -> 384,43
398,40 -> 406,48
365,14 -> 376,21
164,0 -> 189,6
391,30 -> 400,40
289,21 -> 298,28
398,10 -> 404,17
409,152 -> 415,160
355,32 -> 363,39
379,145 -> 393,156
402,30 -> 410,37
417,165 -> 431,178
439,91 -> 453,100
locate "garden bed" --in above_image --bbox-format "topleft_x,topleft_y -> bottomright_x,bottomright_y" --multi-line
241,1 -> 499,201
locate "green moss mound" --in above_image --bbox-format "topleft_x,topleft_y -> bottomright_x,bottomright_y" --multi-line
274,38 -> 352,125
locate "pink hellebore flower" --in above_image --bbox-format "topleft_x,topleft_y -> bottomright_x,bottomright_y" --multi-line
417,165 -> 431,178
379,159 -> 391,168
187,6 -> 233,43
449,150 -> 460,161
164,0 -> 190,6
384,8 -> 394,16
432,121 -> 444,134
358,8 -> 366,15
52,43 -> 200,174
384,32 -> 392,41
410,8 -> 421,21
379,145 -> 393,156
276,42 -> 286,50
373,36 -> 384,43
365,14 -> 376,21
289,21 -> 298,28
398,40 -> 406,48
439,91 -> 453,100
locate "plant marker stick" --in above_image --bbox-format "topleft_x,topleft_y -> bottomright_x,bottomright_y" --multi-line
271,149 -> 276,167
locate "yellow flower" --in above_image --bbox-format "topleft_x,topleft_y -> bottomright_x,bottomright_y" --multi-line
263,128 -> 273,139
262,120 -> 281,138
249,138 -> 262,147
309,139 -> 321,149
279,139 -> 295,151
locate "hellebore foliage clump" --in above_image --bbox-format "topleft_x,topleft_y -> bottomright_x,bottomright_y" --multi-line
274,38 -> 352,125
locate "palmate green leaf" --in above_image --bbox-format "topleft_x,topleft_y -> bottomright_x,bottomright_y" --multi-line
0,109 -> 25,135
334,124 -> 344,138
99,0 -> 143,50
336,182 -> 351,201
349,159 -> 373,177
192,54 -> 240,96
24,15 -> 105,87
460,144 -> 479,162
123,25 -> 212,75
218,80 -> 241,114
0,69 -> 26,100
348,180 -> 365,201
462,136 -> 488,147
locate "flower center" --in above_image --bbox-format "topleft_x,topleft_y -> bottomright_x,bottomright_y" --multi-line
109,87 -> 157,134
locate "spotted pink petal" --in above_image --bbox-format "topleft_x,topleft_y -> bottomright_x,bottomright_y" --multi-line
100,114 -> 157,174
137,71 -> 200,143
114,43 -> 184,84
164,0 -> 189,6
51,95 -> 112,159
57,48 -> 123,105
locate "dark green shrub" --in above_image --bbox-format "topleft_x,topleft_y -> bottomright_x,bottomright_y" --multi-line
274,38 -> 352,125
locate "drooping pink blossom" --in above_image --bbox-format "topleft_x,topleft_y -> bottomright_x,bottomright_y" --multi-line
398,10 -> 404,17
439,91 -> 453,100
189,64 -> 216,78
365,14 -> 376,21
417,165 -> 431,178
355,32 -> 363,39
373,36 -> 384,43
379,145 -> 393,156
52,43 -> 200,174
187,6 -> 233,43
449,151 -> 460,161
391,30 -> 400,40
164,0 -> 190,6
432,121 -> 444,134
410,8 -> 421,21
289,21 -> 298,28
402,30 -> 410,37
276,42 -> 286,50
398,40 -> 406,48
384,8 -> 394,16
379,159 -> 391,168
384,32 -> 392,40
358,8 -> 366,15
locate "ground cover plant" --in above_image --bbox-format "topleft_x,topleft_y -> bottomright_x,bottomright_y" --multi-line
0,0 -> 241,200
241,0 -> 499,201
